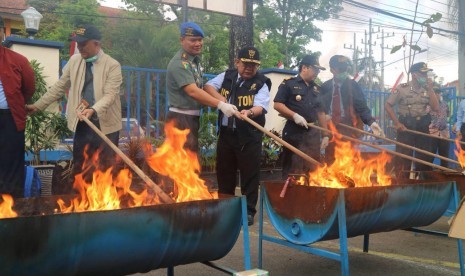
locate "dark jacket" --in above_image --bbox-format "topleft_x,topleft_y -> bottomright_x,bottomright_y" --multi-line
0,46 -> 35,131
320,78 -> 375,126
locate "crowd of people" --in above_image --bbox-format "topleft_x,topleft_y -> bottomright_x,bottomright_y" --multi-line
0,22 -> 460,226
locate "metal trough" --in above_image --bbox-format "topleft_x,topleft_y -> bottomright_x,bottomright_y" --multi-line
261,181 -> 453,245
0,195 -> 248,276
258,181 -> 464,275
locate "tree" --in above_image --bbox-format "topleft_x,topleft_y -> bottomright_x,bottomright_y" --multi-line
28,0 -> 103,59
254,0 -> 342,68
229,0 -> 254,68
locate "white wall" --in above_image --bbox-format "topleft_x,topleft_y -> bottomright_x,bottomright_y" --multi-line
9,40 -> 63,112
263,69 -> 297,133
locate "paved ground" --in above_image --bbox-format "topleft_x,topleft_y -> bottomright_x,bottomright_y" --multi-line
133,187 -> 464,276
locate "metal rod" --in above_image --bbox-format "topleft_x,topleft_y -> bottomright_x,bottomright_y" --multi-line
80,116 -> 175,204
307,123 -> 460,174
239,113 -> 321,166
338,123 -> 460,166
388,125 -> 465,146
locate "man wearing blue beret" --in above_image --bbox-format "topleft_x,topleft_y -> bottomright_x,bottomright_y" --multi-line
166,22 -> 237,155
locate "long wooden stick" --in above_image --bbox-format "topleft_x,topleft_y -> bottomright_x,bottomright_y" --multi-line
80,116 -> 175,204
388,125 -> 465,146
307,123 -> 460,174
338,123 -> 461,166
238,113 -> 322,166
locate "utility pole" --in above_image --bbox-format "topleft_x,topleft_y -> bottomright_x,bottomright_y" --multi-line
361,19 -> 378,90
377,29 -> 394,90
343,33 -> 361,75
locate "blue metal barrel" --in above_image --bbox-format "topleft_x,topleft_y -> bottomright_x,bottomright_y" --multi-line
263,181 -> 453,245
0,196 -> 242,275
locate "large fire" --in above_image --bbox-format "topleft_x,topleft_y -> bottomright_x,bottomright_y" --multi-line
57,122 -> 216,213
308,127 -> 392,188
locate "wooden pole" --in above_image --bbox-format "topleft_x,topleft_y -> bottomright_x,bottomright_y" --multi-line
80,116 -> 175,204
307,123 -> 460,174
338,123 -> 461,166
239,113 -> 322,166
388,125 -> 465,146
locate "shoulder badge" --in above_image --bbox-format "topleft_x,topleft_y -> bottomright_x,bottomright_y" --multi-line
181,61 -> 190,70
400,83 -> 408,87
313,86 -> 320,94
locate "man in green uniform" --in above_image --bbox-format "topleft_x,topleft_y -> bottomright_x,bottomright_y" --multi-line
166,22 -> 237,154
385,62 -> 439,175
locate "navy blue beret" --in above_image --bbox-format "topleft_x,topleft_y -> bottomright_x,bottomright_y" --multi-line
180,22 -> 204,38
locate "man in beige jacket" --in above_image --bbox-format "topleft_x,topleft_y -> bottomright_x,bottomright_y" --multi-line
27,25 -> 122,190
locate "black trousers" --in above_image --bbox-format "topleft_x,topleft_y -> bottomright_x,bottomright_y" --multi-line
396,115 -> 433,172
0,111 -> 25,197
431,135 -> 450,168
281,123 -> 320,180
70,119 -> 119,187
166,111 -> 200,154
216,128 -> 262,217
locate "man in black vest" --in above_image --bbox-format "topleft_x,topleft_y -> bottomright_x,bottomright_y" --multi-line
204,46 -> 271,226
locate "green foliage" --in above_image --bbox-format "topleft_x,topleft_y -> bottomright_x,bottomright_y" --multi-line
28,0 -> 103,60
254,0 -> 343,68
261,129 -> 282,169
198,111 -> 218,171
391,9 -> 442,67
25,60 -> 72,165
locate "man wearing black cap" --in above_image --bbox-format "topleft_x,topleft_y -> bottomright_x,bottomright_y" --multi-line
166,22 -> 237,155
385,62 -> 439,175
274,54 -> 329,181
320,55 -> 383,165
27,25 -> 122,190
204,46 -> 271,226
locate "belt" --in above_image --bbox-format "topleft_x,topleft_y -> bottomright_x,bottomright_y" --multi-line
169,107 -> 200,116
400,114 -> 428,121
0,109 -> 10,114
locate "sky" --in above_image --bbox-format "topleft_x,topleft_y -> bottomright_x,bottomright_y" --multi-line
98,0 -> 459,87
311,0 -> 458,87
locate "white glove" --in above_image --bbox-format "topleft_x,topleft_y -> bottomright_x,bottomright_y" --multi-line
292,113 -> 308,129
320,136 -> 329,150
370,122 -> 385,137
217,101 -> 238,117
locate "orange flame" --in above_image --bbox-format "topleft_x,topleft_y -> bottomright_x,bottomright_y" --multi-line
308,127 -> 392,188
454,138 -> 465,167
0,194 -> 18,218
58,122 -> 215,213
146,121 -> 216,202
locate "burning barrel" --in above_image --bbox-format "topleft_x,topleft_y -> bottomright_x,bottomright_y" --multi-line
0,195 -> 243,276
262,181 -> 454,245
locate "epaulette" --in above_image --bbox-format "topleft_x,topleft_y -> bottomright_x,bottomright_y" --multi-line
400,83 -> 408,87
280,76 -> 294,85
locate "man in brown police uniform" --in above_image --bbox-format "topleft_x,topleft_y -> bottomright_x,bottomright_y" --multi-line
385,62 -> 439,175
